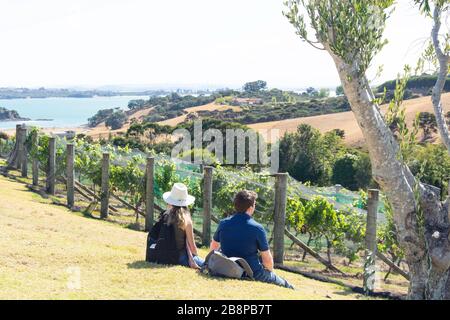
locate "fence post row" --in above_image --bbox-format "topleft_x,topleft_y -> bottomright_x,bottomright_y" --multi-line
20,126 -> 28,178
364,189 -> 379,293
100,152 -> 110,219
273,173 -> 288,265
66,144 -> 75,208
32,131 -> 39,186
202,166 -> 213,247
145,156 -> 155,232
46,137 -> 56,195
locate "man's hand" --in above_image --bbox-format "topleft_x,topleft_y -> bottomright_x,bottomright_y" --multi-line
260,250 -> 274,272
210,239 -> 220,251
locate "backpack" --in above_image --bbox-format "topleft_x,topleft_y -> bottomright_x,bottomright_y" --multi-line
201,250 -> 254,280
146,213 -> 180,265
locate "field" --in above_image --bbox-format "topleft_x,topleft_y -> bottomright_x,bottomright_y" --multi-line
248,93 -> 450,146
0,170 -> 375,300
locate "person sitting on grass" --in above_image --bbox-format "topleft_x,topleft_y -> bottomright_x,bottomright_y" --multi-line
149,183 -> 204,268
209,190 -> 294,289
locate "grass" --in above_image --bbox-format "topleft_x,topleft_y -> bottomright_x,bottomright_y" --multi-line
0,172 -> 377,300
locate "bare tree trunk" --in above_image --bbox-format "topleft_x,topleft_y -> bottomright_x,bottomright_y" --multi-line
431,5 -> 450,153
329,50 -> 450,299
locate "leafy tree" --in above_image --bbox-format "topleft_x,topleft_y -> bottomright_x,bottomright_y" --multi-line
88,108 -> 116,127
303,87 -> 318,97
128,99 -> 148,110
353,152 -> 373,190
279,124 -> 343,185
418,111 -> 438,142
303,196 -> 345,266
105,110 -> 127,130
332,154 -> 359,190
285,0 -> 450,299
408,144 -> 450,199
243,80 -> 267,93
318,88 -> 330,98
336,85 -> 344,96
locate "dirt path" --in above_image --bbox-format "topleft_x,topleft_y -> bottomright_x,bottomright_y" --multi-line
0,173 -> 371,300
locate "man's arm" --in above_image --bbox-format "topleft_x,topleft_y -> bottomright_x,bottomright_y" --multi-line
210,239 -> 220,251
260,250 -> 274,272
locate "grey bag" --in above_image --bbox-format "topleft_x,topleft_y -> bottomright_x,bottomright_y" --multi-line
202,250 -> 254,280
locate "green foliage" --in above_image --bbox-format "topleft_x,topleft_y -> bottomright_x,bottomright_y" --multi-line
284,0 -> 394,75
195,96 -> 350,124
88,108 -> 116,127
384,65 -> 420,160
332,154 -> 360,190
243,80 -> 267,93
377,75 -> 450,95
407,144 -> 450,199
279,124 -> 344,185
73,138 -> 105,186
332,152 -> 372,191
128,99 -> 148,110
212,166 -> 273,222
286,197 -> 305,231
377,198 -> 404,262
105,110 -> 127,130
418,112 -> 437,142
110,154 -> 146,207
335,85 -> 344,96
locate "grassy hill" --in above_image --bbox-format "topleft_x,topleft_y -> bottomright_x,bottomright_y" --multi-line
0,171 -> 372,300
248,93 -> 450,146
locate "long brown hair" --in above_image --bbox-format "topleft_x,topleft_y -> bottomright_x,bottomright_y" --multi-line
167,206 -> 188,230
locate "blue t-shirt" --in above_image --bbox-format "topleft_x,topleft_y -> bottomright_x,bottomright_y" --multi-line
213,212 -> 269,274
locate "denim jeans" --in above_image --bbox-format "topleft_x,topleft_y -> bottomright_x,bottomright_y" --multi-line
254,269 -> 294,289
179,251 -> 205,268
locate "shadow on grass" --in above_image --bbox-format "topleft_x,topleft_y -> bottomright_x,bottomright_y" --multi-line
126,260 -> 239,283
127,260 -> 177,270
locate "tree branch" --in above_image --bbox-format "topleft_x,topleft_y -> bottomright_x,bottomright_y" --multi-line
431,5 -> 450,153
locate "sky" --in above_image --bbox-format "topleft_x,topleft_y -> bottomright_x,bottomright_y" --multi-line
0,0 -> 443,90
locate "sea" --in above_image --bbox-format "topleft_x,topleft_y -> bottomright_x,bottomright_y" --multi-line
0,95 -> 149,130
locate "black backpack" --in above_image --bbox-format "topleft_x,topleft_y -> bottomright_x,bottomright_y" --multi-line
146,212 -> 180,265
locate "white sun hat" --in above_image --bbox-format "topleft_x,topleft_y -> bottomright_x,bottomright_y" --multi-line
163,183 -> 196,207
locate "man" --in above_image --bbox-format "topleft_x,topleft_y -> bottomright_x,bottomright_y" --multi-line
210,190 -> 294,289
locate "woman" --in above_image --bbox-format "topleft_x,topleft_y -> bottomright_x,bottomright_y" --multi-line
161,183 -> 204,268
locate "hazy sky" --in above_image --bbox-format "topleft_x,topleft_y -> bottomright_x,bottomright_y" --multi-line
0,0 -> 441,90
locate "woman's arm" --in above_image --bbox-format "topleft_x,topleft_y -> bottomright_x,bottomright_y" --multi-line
185,216 -> 198,255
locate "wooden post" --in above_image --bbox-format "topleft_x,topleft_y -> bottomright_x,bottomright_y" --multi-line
11,124 -> 22,168
32,131 -> 39,186
16,125 -> 24,171
100,153 -> 110,219
145,157 -> 155,232
202,166 -> 213,246
66,144 -> 75,208
273,173 -> 288,265
364,189 -> 379,293
447,179 -> 450,221
46,137 -> 56,195
20,126 -> 28,177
